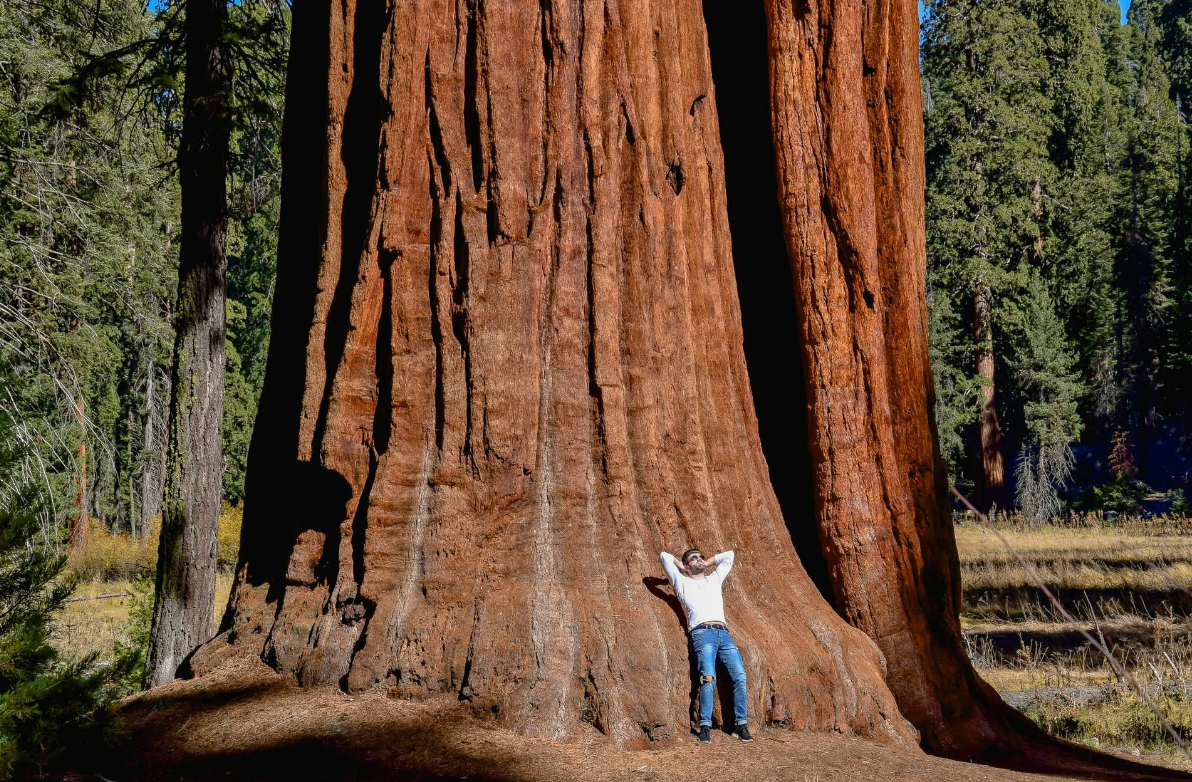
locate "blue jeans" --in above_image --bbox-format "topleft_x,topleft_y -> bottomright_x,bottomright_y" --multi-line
690,626 -> 748,727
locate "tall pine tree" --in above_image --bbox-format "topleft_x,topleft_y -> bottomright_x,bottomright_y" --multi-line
923,0 -> 1063,511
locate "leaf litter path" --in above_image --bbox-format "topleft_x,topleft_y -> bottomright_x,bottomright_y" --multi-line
81,658 -> 1150,782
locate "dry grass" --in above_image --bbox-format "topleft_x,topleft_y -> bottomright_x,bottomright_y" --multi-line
50,573 -> 234,663
956,525 -> 1192,565
956,522 -> 1192,592
959,516 -> 1192,763
964,560 -> 1192,591
957,512 -> 1192,536
51,506 -> 243,664
976,665 -> 1115,692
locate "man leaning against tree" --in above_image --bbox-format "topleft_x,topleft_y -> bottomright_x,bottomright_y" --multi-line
659,547 -> 751,744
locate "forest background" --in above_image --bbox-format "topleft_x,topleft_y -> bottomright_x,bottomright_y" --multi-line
0,0 -> 1188,775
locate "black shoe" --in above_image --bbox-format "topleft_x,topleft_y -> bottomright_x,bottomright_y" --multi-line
734,725 -> 753,742
698,727 -> 711,743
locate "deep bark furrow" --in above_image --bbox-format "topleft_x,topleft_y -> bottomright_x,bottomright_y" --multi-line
463,1 -> 483,193
429,153 -> 449,452
309,1 -> 389,460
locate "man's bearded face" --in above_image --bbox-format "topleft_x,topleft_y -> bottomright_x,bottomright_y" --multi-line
685,552 -> 707,575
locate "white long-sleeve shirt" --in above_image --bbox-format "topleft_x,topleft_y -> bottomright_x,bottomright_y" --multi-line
660,550 -> 735,631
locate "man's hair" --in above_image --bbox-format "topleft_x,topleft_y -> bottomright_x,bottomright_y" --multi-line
682,548 -> 703,565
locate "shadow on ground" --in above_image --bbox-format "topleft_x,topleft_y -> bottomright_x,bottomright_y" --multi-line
59,657 -> 1185,782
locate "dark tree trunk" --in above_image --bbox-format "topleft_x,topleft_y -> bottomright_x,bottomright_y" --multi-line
973,280 -> 1007,512
70,396 -> 88,553
145,0 -> 229,689
764,1 -> 1185,778
195,0 -> 912,745
138,363 -> 164,539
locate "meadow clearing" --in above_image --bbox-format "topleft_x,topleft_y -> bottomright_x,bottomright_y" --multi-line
957,514 -> 1192,768
53,507 -> 241,665
54,510 -> 1192,768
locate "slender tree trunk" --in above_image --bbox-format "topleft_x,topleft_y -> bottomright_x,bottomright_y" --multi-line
973,280 -> 1006,511
764,1 -> 1183,778
195,0 -> 912,746
70,396 -> 88,553
138,362 -> 160,538
145,0 -> 229,689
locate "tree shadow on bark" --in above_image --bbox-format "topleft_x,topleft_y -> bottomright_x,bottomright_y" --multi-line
232,0 -> 332,597
243,461 -> 353,609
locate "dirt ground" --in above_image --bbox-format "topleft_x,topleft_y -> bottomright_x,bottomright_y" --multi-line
64,657 -> 1159,782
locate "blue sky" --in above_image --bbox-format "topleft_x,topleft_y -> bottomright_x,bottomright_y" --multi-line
919,1 -> 1130,24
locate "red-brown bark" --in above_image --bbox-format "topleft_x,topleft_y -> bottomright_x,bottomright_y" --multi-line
974,280 -> 1007,512
191,2 -> 1192,776
763,0 -> 1185,778
197,0 -> 913,746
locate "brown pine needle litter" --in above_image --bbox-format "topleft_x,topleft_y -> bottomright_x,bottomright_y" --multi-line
83,656 -> 1067,782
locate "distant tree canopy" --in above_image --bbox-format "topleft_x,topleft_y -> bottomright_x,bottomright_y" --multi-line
0,0 -> 286,536
923,0 -> 1192,519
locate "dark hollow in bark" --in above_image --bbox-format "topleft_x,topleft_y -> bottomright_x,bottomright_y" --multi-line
701,0 -> 832,606
146,0 -> 229,690
198,0 -> 914,746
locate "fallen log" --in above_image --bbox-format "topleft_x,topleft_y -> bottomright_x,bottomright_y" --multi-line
64,592 -> 130,603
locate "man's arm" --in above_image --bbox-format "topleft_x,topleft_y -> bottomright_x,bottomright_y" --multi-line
660,552 -> 685,585
710,550 -> 734,579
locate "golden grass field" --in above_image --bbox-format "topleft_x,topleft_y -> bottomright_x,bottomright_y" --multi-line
957,516 -> 1192,768
52,575 -> 234,662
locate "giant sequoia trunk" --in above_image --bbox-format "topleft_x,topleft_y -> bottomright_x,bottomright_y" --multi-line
196,0 -> 912,745
762,1 -> 1183,778
196,2 -> 1188,777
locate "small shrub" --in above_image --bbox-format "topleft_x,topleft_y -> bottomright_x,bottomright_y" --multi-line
1090,475 -> 1149,516
66,521 -> 157,582
1172,490 -> 1191,518
217,504 -> 242,571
